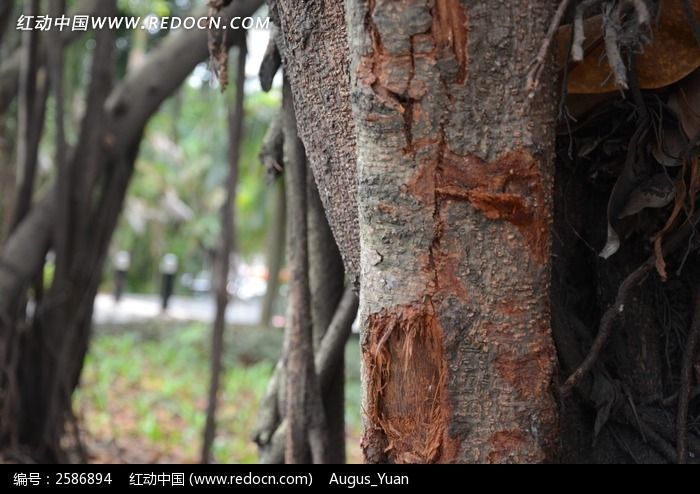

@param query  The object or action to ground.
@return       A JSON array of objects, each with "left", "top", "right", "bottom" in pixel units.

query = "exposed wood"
[{"left": 347, "top": 0, "right": 559, "bottom": 463}]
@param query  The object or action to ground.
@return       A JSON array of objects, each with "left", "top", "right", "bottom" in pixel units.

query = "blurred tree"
[
  {"left": 111, "top": 82, "right": 278, "bottom": 293},
  {"left": 0, "top": 0, "right": 263, "bottom": 462}
]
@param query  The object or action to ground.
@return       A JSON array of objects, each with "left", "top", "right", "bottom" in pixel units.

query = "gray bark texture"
[
  {"left": 270, "top": 0, "right": 360, "bottom": 282},
  {"left": 282, "top": 79, "right": 329, "bottom": 464},
  {"left": 308, "top": 168, "right": 346, "bottom": 463},
  {"left": 345, "top": 0, "right": 559, "bottom": 463}
]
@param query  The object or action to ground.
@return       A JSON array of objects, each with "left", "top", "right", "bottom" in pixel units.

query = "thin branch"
[
  {"left": 561, "top": 212, "right": 700, "bottom": 396},
  {"left": 47, "top": 0, "right": 69, "bottom": 283},
  {"left": 9, "top": 0, "right": 44, "bottom": 236},
  {"left": 526, "top": 0, "right": 572, "bottom": 93},
  {"left": 202, "top": 38, "right": 247, "bottom": 465},
  {"left": 254, "top": 286, "right": 358, "bottom": 463},
  {"left": 560, "top": 261, "right": 651, "bottom": 396},
  {"left": 0, "top": 0, "right": 104, "bottom": 116},
  {"left": 259, "top": 113, "right": 284, "bottom": 180},
  {"left": 282, "top": 76, "right": 330, "bottom": 463},
  {"left": 628, "top": 0, "right": 650, "bottom": 26},
  {"left": 0, "top": 0, "right": 264, "bottom": 316},
  {"left": 572, "top": 0, "right": 603, "bottom": 61},
  {"left": 603, "top": 3, "right": 628, "bottom": 90}
]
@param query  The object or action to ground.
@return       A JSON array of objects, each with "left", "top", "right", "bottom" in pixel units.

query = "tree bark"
[
  {"left": 9, "top": 0, "right": 46, "bottom": 235},
  {"left": 253, "top": 286, "right": 358, "bottom": 463},
  {"left": 345, "top": 0, "right": 559, "bottom": 463},
  {"left": 282, "top": 79, "right": 330, "bottom": 464},
  {"left": 271, "top": 0, "right": 360, "bottom": 281},
  {"left": 308, "top": 169, "right": 347, "bottom": 463},
  {"left": 0, "top": 0, "right": 263, "bottom": 312},
  {"left": 260, "top": 178, "right": 286, "bottom": 327},
  {"left": 0, "top": 0, "right": 101, "bottom": 116}
]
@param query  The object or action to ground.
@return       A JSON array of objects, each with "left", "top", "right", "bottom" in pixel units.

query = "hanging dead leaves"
[{"left": 551, "top": 0, "right": 700, "bottom": 280}]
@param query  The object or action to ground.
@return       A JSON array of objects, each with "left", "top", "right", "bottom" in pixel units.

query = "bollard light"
[
  {"left": 159, "top": 253, "right": 178, "bottom": 311},
  {"left": 113, "top": 250, "right": 131, "bottom": 303}
]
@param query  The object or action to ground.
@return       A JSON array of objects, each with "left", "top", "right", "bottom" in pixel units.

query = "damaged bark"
[{"left": 347, "top": 0, "right": 559, "bottom": 463}]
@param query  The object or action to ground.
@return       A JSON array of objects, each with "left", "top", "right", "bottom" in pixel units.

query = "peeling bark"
[{"left": 347, "top": 0, "right": 559, "bottom": 463}]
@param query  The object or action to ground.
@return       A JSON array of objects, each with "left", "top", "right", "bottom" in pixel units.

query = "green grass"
[{"left": 74, "top": 321, "right": 362, "bottom": 463}]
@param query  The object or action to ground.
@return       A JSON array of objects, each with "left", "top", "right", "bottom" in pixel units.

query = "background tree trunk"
[
  {"left": 202, "top": 37, "right": 247, "bottom": 465},
  {"left": 260, "top": 178, "right": 286, "bottom": 327},
  {"left": 346, "top": 0, "right": 559, "bottom": 463},
  {"left": 0, "top": 0, "right": 263, "bottom": 462},
  {"left": 282, "top": 79, "right": 330, "bottom": 464},
  {"left": 308, "top": 168, "right": 346, "bottom": 463}
]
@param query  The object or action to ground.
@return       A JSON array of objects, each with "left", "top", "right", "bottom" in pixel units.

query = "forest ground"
[{"left": 73, "top": 322, "right": 363, "bottom": 464}]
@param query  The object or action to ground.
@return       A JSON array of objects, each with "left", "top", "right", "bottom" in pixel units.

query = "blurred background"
[{"left": 0, "top": 0, "right": 361, "bottom": 464}]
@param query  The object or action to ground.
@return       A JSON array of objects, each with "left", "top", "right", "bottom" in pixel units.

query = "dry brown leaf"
[{"left": 559, "top": 0, "right": 700, "bottom": 95}]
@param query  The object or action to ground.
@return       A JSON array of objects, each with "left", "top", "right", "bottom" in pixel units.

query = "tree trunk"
[
  {"left": 10, "top": 0, "right": 46, "bottom": 235},
  {"left": 0, "top": 0, "right": 263, "bottom": 462},
  {"left": 345, "top": 0, "right": 559, "bottom": 463},
  {"left": 202, "top": 38, "right": 246, "bottom": 465},
  {"left": 282, "top": 79, "right": 330, "bottom": 464},
  {"left": 271, "top": 0, "right": 360, "bottom": 281},
  {"left": 260, "top": 178, "right": 286, "bottom": 327},
  {"left": 308, "top": 167, "right": 346, "bottom": 463}
]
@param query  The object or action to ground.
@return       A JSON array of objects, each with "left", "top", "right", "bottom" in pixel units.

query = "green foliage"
[
  {"left": 75, "top": 322, "right": 363, "bottom": 463},
  {"left": 75, "top": 323, "right": 279, "bottom": 463},
  {"left": 30, "top": 0, "right": 280, "bottom": 294},
  {"left": 112, "top": 76, "right": 281, "bottom": 292}
]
